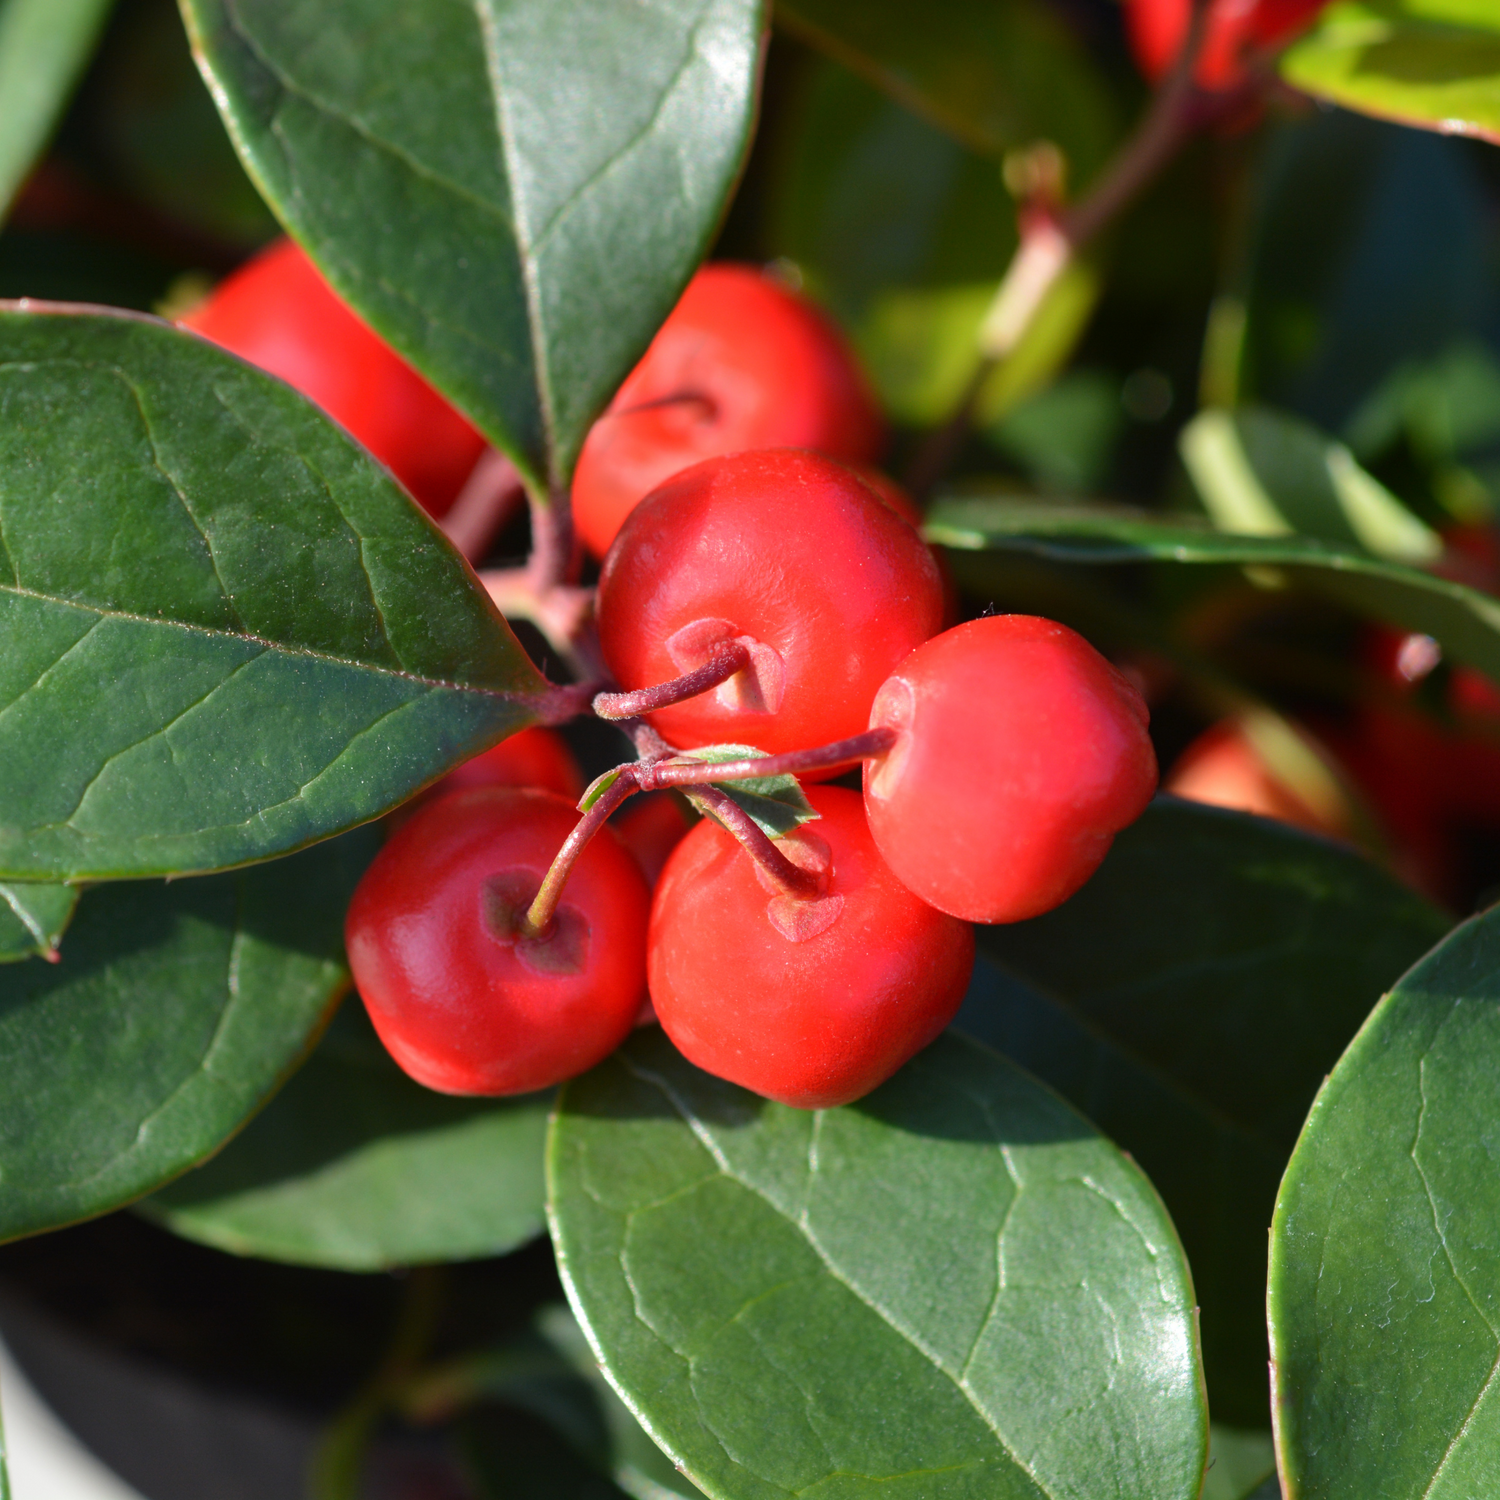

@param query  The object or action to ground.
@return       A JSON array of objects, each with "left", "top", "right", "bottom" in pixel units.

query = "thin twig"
[
  {"left": 438, "top": 448, "right": 525, "bottom": 562},
  {"left": 640, "top": 727, "right": 899, "bottom": 790},
  {"left": 523, "top": 770, "right": 642, "bottom": 936},
  {"left": 690, "top": 786, "right": 819, "bottom": 896},
  {"left": 593, "top": 642, "right": 750, "bottom": 719}
]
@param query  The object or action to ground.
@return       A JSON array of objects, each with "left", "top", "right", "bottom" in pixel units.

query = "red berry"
[
  {"left": 648, "top": 786, "right": 975, "bottom": 1109},
  {"left": 863, "top": 616, "right": 1158, "bottom": 923},
  {"left": 347, "top": 787, "right": 650, "bottom": 1095},
  {"left": 613, "top": 792, "right": 693, "bottom": 887},
  {"left": 597, "top": 449, "right": 944, "bottom": 755},
  {"left": 1124, "top": 0, "right": 1327, "bottom": 91},
  {"left": 181, "top": 238, "right": 486, "bottom": 517},
  {"left": 572, "top": 264, "right": 884, "bottom": 558}
]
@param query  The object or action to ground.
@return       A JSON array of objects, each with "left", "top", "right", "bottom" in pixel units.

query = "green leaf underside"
[
  {"left": 0, "top": 0, "right": 114, "bottom": 219},
  {"left": 0, "top": 306, "right": 545, "bottom": 880},
  {"left": 1280, "top": 0, "right": 1500, "bottom": 148},
  {"left": 182, "top": 0, "right": 765, "bottom": 489},
  {"left": 0, "top": 827, "right": 375, "bottom": 1244},
  {"left": 1269, "top": 903, "right": 1500, "bottom": 1498},
  {"left": 0, "top": 881, "right": 77, "bottom": 962},
  {"left": 774, "top": 0, "right": 1117, "bottom": 174},
  {"left": 677, "top": 743, "right": 819, "bottom": 840},
  {"left": 926, "top": 496, "right": 1500, "bottom": 685},
  {"left": 548, "top": 1028, "right": 1207, "bottom": 1500},
  {"left": 962, "top": 798, "right": 1450, "bottom": 1426},
  {"left": 144, "top": 1002, "right": 549, "bottom": 1270}
]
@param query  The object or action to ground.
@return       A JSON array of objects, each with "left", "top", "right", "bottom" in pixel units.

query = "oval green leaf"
[
  {"left": 0, "top": 882, "right": 77, "bottom": 963},
  {"left": 0, "top": 0, "right": 114, "bottom": 220},
  {"left": 1269, "top": 902, "right": 1500, "bottom": 1497},
  {"left": 1281, "top": 1, "right": 1500, "bottom": 148},
  {"left": 182, "top": 0, "right": 766, "bottom": 489},
  {"left": 0, "top": 305, "right": 546, "bottom": 880},
  {"left": 143, "top": 1001, "right": 550, "bottom": 1270},
  {"left": 0, "top": 827, "right": 375, "bottom": 1243},
  {"left": 963, "top": 797, "right": 1450, "bottom": 1426},
  {"left": 549, "top": 1027, "right": 1208, "bottom": 1500},
  {"left": 925, "top": 495, "right": 1500, "bottom": 685}
]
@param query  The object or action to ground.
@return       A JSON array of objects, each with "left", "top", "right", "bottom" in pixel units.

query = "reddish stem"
[
  {"left": 439, "top": 449, "right": 524, "bottom": 562},
  {"left": 640, "top": 727, "right": 899, "bottom": 790},
  {"left": 690, "top": 786, "right": 819, "bottom": 897},
  {"left": 522, "top": 769, "right": 642, "bottom": 936},
  {"left": 592, "top": 642, "right": 751, "bottom": 720}
]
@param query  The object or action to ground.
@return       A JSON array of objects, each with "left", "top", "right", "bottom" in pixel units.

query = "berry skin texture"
[
  {"left": 572, "top": 263, "right": 885, "bottom": 558},
  {"left": 181, "top": 238, "right": 486, "bottom": 517},
  {"left": 864, "top": 616, "right": 1158, "bottom": 924},
  {"left": 347, "top": 787, "right": 650, "bottom": 1096},
  {"left": 649, "top": 786, "right": 975, "bottom": 1109},
  {"left": 597, "top": 449, "right": 945, "bottom": 755}
]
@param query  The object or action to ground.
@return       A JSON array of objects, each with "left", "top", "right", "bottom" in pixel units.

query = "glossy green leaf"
[
  {"left": 143, "top": 1002, "right": 550, "bottom": 1270},
  {"left": 0, "top": 0, "right": 114, "bottom": 220},
  {"left": 0, "top": 882, "right": 77, "bottom": 963},
  {"left": 960, "top": 798, "right": 1449, "bottom": 1424},
  {"left": 1281, "top": 0, "right": 1500, "bottom": 147},
  {"left": 776, "top": 0, "right": 1117, "bottom": 171},
  {"left": 1269, "top": 902, "right": 1500, "bottom": 1497},
  {"left": 183, "top": 0, "right": 766, "bottom": 491},
  {"left": 1202, "top": 1427, "right": 1276, "bottom": 1500},
  {"left": 0, "top": 305, "right": 546, "bottom": 880},
  {"left": 925, "top": 495, "right": 1500, "bottom": 685},
  {"left": 676, "top": 743, "right": 817, "bottom": 840},
  {"left": 1182, "top": 404, "right": 1441, "bottom": 563},
  {"left": 549, "top": 1027, "right": 1208, "bottom": 1500},
  {"left": 0, "top": 828, "right": 375, "bottom": 1244}
]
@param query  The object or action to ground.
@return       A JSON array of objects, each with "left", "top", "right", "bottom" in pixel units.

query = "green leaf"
[
  {"left": 925, "top": 495, "right": 1500, "bottom": 686},
  {"left": 776, "top": 0, "right": 1118, "bottom": 170},
  {"left": 961, "top": 798, "right": 1450, "bottom": 1424},
  {"left": 548, "top": 1027, "right": 1208, "bottom": 1500},
  {"left": 1201, "top": 1427, "right": 1276, "bottom": 1500},
  {"left": 0, "top": 881, "right": 77, "bottom": 963},
  {"left": 0, "top": 827, "right": 376, "bottom": 1244},
  {"left": 182, "top": 0, "right": 766, "bottom": 490},
  {"left": 0, "top": 306, "right": 546, "bottom": 880},
  {"left": 674, "top": 743, "right": 818, "bottom": 840},
  {"left": 143, "top": 1002, "right": 550, "bottom": 1270},
  {"left": 0, "top": 0, "right": 115, "bottom": 220},
  {"left": 1268, "top": 902, "right": 1500, "bottom": 1497},
  {"left": 1281, "top": 0, "right": 1500, "bottom": 147},
  {"left": 1181, "top": 404, "right": 1442, "bottom": 563}
]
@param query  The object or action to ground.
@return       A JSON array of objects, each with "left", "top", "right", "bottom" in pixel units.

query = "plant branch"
[
  {"left": 438, "top": 448, "right": 525, "bottom": 562},
  {"left": 522, "top": 770, "right": 642, "bottom": 936},
  {"left": 640, "top": 727, "right": 898, "bottom": 790}
]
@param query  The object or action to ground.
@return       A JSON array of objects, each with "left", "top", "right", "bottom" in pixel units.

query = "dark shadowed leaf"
[
  {"left": 549, "top": 1027, "right": 1207, "bottom": 1500},
  {"left": 961, "top": 798, "right": 1449, "bottom": 1425},
  {"left": 1269, "top": 903, "right": 1500, "bottom": 1497},
  {"left": 926, "top": 495, "right": 1500, "bottom": 686},
  {"left": 0, "top": 306, "right": 546, "bottom": 880},
  {"left": 0, "top": 827, "right": 376, "bottom": 1244},
  {"left": 143, "top": 1002, "right": 550, "bottom": 1270},
  {"left": 0, "top": 883, "right": 77, "bottom": 963},
  {"left": 0, "top": 0, "right": 114, "bottom": 220},
  {"left": 776, "top": 0, "right": 1117, "bottom": 172},
  {"left": 1281, "top": 1, "right": 1500, "bottom": 147},
  {"left": 182, "top": 0, "right": 766, "bottom": 489}
]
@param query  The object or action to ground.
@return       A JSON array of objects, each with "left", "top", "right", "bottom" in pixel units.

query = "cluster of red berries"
[
  {"left": 182, "top": 245, "right": 1158, "bottom": 1110},
  {"left": 1123, "top": 0, "right": 1328, "bottom": 93}
]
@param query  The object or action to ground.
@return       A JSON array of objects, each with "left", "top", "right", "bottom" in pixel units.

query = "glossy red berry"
[
  {"left": 1125, "top": 0, "right": 1327, "bottom": 91},
  {"left": 863, "top": 616, "right": 1158, "bottom": 924},
  {"left": 613, "top": 792, "right": 693, "bottom": 887},
  {"left": 181, "top": 238, "right": 486, "bottom": 517},
  {"left": 649, "top": 786, "right": 975, "bottom": 1109},
  {"left": 597, "top": 449, "right": 945, "bottom": 755},
  {"left": 572, "top": 263, "right": 885, "bottom": 558},
  {"left": 347, "top": 787, "right": 650, "bottom": 1096}
]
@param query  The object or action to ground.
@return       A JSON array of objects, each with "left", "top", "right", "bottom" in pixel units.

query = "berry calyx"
[
  {"left": 596, "top": 449, "right": 944, "bottom": 755},
  {"left": 572, "top": 264, "right": 885, "bottom": 557},
  {"left": 863, "top": 616, "right": 1158, "bottom": 923},
  {"left": 648, "top": 786, "right": 975, "bottom": 1109},
  {"left": 346, "top": 787, "right": 650, "bottom": 1095},
  {"left": 180, "top": 238, "right": 486, "bottom": 517}
]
